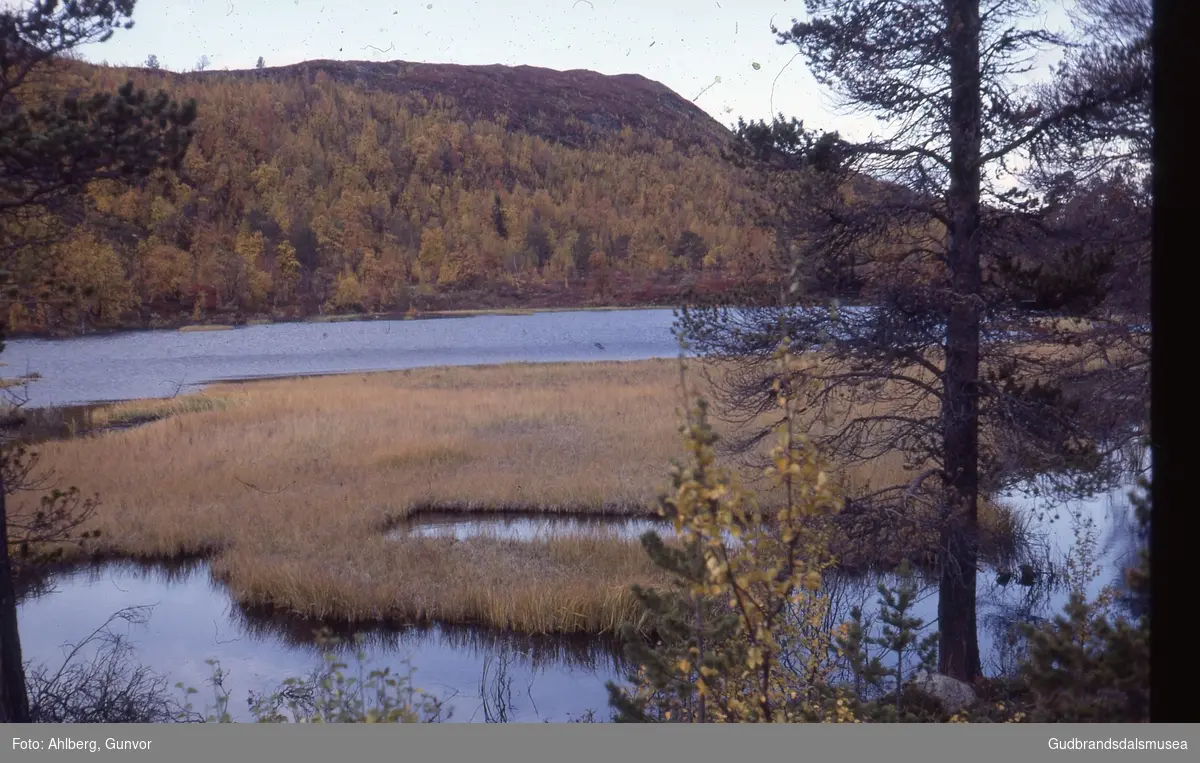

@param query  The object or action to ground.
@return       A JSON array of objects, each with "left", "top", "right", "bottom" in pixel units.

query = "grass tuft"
[
  {"left": 91, "top": 395, "right": 233, "bottom": 429},
  {"left": 179, "top": 324, "right": 235, "bottom": 332},
  {"left": 12, "top": 359, "right": 1023, "bottom": 633}
]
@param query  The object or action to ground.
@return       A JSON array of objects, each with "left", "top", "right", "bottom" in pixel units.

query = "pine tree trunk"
[
  {"left": 0, "top": 463, "right": 31, "bottom": 722},
  {"left": 692, "top": 540, "right": 706, "bottom": 723},
  {"left": 938, "top": 0, "right": 984, "bottom": 684}
]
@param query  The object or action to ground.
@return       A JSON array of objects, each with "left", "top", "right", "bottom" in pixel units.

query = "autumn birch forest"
[{"left": 5, "top": 57, "right": 787, "bottom": 334}]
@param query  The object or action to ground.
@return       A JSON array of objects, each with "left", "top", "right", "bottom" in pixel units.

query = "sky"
[{"left": 53, "top": 0, "right": 1075, "bottom": 143}]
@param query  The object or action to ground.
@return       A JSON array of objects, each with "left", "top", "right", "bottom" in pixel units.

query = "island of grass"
[{"left": 13, "top": 359, "right": 1027, "bottom": 635}]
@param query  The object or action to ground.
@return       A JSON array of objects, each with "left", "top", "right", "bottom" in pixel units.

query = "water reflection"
[
  {"left": 16, "top": 478, "right": 1142, "bottom": 721},
  {"left": 232, "top": 603, "right": 624, "bottom": 675},
  {"left": 14, "top": 557, "right": 208, "bottom": 602},
  {"left": 389, "top": 512, "right": 670, "bottom": 542},
  {"left": 16, "top": 560, "right": 625, "bottom": 723}
]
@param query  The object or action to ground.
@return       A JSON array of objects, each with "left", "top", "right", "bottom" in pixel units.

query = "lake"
[
  {"left": 1, "top": 309, "right": 684, "bottom": 408},
  {"left": 5, "top": 308, "right": 1146, "bottom": 721},
  {"left": 387, "top": 512, "right": 670, "bottom": 542},
  {"left": 16, "top": 560, "right": 625, "bottom": 723},
  {"left": 16, "top": 480, "right": 1141, "bottom": 722}
]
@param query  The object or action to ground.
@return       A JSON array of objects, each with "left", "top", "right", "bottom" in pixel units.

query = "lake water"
[
  {"left": 6, "top": 308, "right": 1146, "bottom": 720},
  {"left": 3, "top": 305, "right": 1144, "bottom": 410},
  {"left": 1, "top": 309, "right": 683, "bottom": 408},
  {"left": 16, "top": 561, "right": 626, "bottom": 723},
  {"left": 386, "top": 481, "right": 1143, "bottom": 670},
  {"left": 388, "top": 512, "right": 671, "bottom": 542},
  {"left": 16, "top": 480, "right": 1141, "bottom": 722}
]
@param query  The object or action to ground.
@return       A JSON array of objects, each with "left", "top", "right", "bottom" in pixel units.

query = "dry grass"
[
  {"left": 0, "top": 371, "right": 42, "bottom": 389},
  {"left": 178, "top": 324, "right": 235, "bottom": 332},
  {"left": 14, "top": 361, "right": 694, "bottom": 633},
  {"left": 13, "top": 358, "right": 1022, "bottom": 633},
  {"left": 426, "top": 308, "right": 537, "bottom": 317},
  {"left": 310, "top": 313, "right": 377, "bottom": 323},
  {"left": 89, "top": 395, "right": 234, "bottom": 428},
  {"left": 214, "top": 533, "right": 657, "bottom": 634}
]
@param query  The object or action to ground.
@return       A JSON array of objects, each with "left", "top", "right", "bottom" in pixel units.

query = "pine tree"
[
  {"left": 491, "top": 192, "right": 508, "bottom": 240},
  {"left": 571, "top": 228, "right": 593, "bottom": 276},
  {"left": 868, "top": 562, "right": 939, "bottom": 717},
  {"left": 677, "top": 0, "right": 1150, "bottom": 684},
  {"left": 606, "top": 411, "right": 743, "bottom": 723},
  {"left": 607, "top": 534, "right": 741, "bottom": 723},
  {"left": 831, "top": 563, "right": 941, "bottom": 721},
  {"left": 1017, "top": 589, "right": 1148, "bottom": 721},
  {"left": 1014, "top": 478, "right": 1149, "bottom": 722},
  {"left": 673, "top": 230, "right": 709, "bottom": 271},
  {"left": 835, "top": 606, "right": 888, "bottom": 705},
  {"left": 1, "top": 0, "right": 197, "bottom": 723}
]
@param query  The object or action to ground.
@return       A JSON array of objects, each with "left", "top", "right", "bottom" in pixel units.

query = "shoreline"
[
  {"left": 9, "top": 359, "right": 1030, "bottom": 634},
  {"left": 2, "top": 303, "right": 680, "bottom": 342},
  {"left": 2, "top": 298, "right": 1121, "bottom": 343}
]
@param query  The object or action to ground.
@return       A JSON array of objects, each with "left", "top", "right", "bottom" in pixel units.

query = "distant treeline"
[{"left": 4, "top": 61, "right": 790, "bottom": 334}]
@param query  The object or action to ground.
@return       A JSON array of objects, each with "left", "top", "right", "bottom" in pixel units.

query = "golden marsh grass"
[
  {"left": 89, "top": 395, "right": 234, "bottom": 428},
  {"left": 12, "top": 358, "right": 1022, "bottom": 633},
  {"left": 178, "top": 324, "right": 235, "bottom": 332}
]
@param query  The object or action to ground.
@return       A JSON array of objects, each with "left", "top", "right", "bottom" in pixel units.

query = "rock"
[{"left": 911, "top": 671, "right": 978, "bottom": 714}]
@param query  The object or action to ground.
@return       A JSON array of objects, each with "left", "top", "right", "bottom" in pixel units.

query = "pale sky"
[
  {"left": 0, "top": 0, "right": 1075, "bottom": 144},
  {"left": 53, "top": 0, "right": 1070, "bottom": 142}
]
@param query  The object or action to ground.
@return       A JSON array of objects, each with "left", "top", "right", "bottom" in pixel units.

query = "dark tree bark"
[
  {"left": 678, "top": 0, "right": 1150, "bottom": 685},
  {"left": 1, "top": 0, "right": 195, "bottom": 722},
  {"left": 0, "top": 473, "right": 28, "bottom": 723},
  {"left": 939, "top": 0, "right": 985, "bottom": 683},
  {"left": 0, "top": 429, "right": 100, "bottom": 723}
]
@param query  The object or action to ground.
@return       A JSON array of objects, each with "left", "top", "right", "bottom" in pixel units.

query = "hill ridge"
[
  {"left": 187, "top": 57, "right": 734, "bottom": 151},
  {"left": 2, "top": 56, "right": 776, "bottom": 336}
]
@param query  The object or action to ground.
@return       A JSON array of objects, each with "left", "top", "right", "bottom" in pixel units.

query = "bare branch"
[{"left": 234, "top": 476, "right": 294, "bottom": 495}]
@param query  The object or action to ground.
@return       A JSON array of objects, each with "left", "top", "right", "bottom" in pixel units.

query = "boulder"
[{"left": 911, "top": 671, "right": 978, "bottom": 714}]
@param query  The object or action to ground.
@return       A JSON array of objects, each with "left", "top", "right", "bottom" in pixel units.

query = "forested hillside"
[{"left": 3, "top": 58, "right": 784, "bottom": 334}]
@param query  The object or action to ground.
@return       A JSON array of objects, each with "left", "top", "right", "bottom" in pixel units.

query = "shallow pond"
[
  {"left": 2, "top": 309, "right": 682, "bottom": 408},
  {"left": 16, "top": 481, "right": 1141, "bottom": 721},
  {"left": 5, "top": 305, "right": 1146, "bottom": 719},
  {"left": 16, "top": 561, "right": 625, "bottom": 723},
  {"left": 389, "top": 513, "right": 670, "bottom": 542}
]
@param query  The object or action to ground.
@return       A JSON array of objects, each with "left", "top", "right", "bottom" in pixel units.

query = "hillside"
[
  {"left": 252, "top": 59, "right": 735, "bottom": 151},
  {"left": 3, "top": 58, "right": 786, "bottom": 335}
]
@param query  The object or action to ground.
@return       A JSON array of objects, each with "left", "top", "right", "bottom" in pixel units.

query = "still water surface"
[
  {"left": 17, "top": 482, "right": 1139, "bottom": 722},
  {"left": 6, "top": 309, "right": 1145, "bottom": 720},
  {"left": 2, "top": 309, "right": 682, "bottom": 408},
  {"left": 389, "top": 513, "right": 670, "bottom": 542},
  {"left": 17, "top": 561, "right": 625, "bottom": 723}
]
